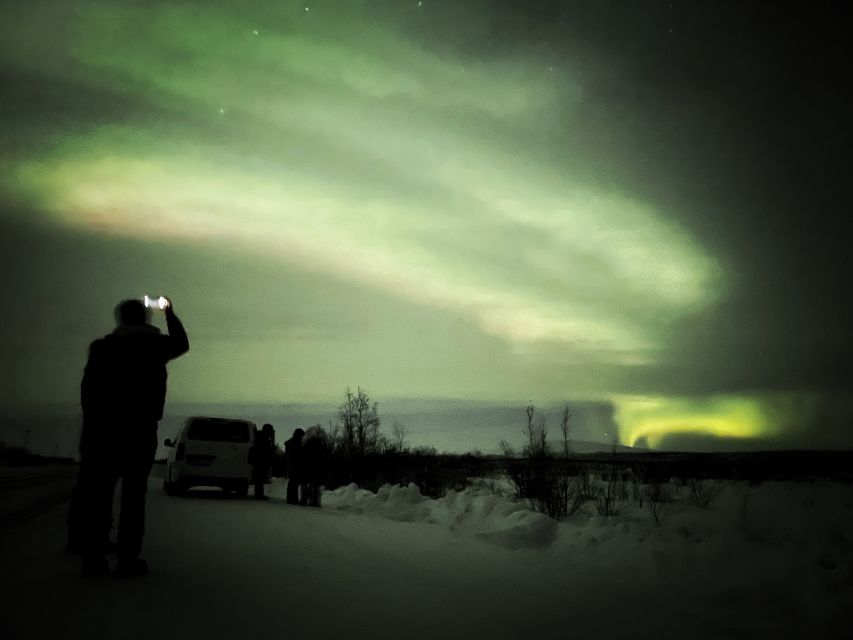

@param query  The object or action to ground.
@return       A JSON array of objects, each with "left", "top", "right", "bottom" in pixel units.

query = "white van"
[{"left": 163, "top": 416, "right": 256, "bottom": 497}]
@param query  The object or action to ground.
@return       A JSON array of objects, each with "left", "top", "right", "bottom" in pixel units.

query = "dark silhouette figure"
[
  {"left": 67, "top": 425, "right": 117, "bottom": 554},
  {"left": 252, "top": 423, "right": 275, "bottom": 500},
  {"left": 77, "top": 298, "right": 189, "bottom": 577},
  {"left": 300, "top": 429, "right": 328, "bottom": 507},
  {"left": 284, "top": 428, "right": 304, "bottom": 505},
  {"left": 66, "top": 482, "right": 114, "bottom": 555}
]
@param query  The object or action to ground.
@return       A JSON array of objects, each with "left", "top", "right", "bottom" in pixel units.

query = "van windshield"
[{"left": 187, "top": 419, "right": 251, "bottom": 443}]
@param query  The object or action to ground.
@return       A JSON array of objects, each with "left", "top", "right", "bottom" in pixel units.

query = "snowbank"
[
  {"left": 270, "top": 480, "right": 557, "bottom": 549},
  {"left": 4, "top": 474, "right": 850, "bottom": 638},
  {"left": 269, "top": 475, "right": 853, "bottom": 627}
]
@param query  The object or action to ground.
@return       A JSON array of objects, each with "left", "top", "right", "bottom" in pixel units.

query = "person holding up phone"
[{"left": 76, "top": 296, "right": 189, "bottom": 577}]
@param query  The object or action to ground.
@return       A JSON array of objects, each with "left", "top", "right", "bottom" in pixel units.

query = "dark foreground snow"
[{"left": 1, "top": 473, "right": 849, "bottom": 639}]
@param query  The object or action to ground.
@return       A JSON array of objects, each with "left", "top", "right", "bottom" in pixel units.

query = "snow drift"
[{"left": 321, "top": 482, "right": 558, "bottom": 549}]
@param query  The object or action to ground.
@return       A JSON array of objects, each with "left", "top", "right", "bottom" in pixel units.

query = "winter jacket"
[
  {"left": 284, "top": 437, "right": 304, "bottom": 481},
  {"left": 301, "top": 437, "right": 328, "bottom": 484},
  {"left": 81, "top": 312, "right": 189, "bottom": 423}
]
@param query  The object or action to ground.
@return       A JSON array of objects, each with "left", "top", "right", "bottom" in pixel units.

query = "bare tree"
[
  {"left": 559, "top": 404, "right": 571, "bottom": 460},
  {"left": 389, "top": 420, "right": 409, "bottom": 453},
  {"left": 524, "top": 402, "right": 548, "bottom": 458},
  {"left": 644, "top": 480, "right": 673, "bottom": 526},
  {"left": 596, "top": 467, "right": 624, "bottom": 516},
  {"left": 327, "top": 419, "right": 340, "bottom": 452},
  {"left": 525, "top": 403, "right": 536, "bottom": 453},
  {"left": 502, "top": 403, "right": 594, "bottom": 520},
  {"left": 337, "top": 387, "right": 381, "bottom": 455},
  {"left": 688, "top": 478, "right": 716, "bottom": 509}
]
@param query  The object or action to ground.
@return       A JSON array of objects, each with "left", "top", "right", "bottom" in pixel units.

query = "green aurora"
[{"left": 1, "top": 1, "right": 850, "bottom": 450}]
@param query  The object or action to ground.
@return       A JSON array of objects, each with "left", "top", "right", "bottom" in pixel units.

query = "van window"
[{"left": 187, "top": 419, "right": 251, "bottom": 443}]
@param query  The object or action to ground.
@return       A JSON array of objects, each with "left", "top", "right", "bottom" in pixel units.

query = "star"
[
  {"left": 417, "top": 1, "right": 423, "bottom": 6},
  {"left": 253, "top": 29, "right": 259, "bottom": 36},
  {"left": 304, "top": 6, "right": 310, "bottom": 11},
  {"left": 219, "top": 108, "right": 226, "bottom": 114}
]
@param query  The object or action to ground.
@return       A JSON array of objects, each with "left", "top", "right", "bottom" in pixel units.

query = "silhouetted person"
[
  {"left": 284, "top": 428, "right": 304, "bottom": 505},
  {"left": 77, "top": 297, "right": 189, "bottom": 577},
  {"left": 300, "top": 428, "right": 328, "bottom": 507},
  {"left": 67, "top": 427, "right": 115, "bottom": 555},
  {"left": 252, "top": 423, "right": 275, "bottom": 500},
  {"left": 66, "top": 481, "right": 114, "bottom": 554}
]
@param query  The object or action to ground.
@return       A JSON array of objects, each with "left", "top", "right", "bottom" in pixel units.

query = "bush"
[
  {"left": 595, "top": 466, "right": 625, "bottom": 516},
  {"left": 630, "top": 474, "right": 644, "bottom": 507},
  {"left": 644, "top": 480, "right": 673, "bottom": 526},
  {"left": 503, "top": 458, "right": 591, "bottom": 519},
  {"left": 688, "top": 478, "right": 716, "bottom": 509},
  {"left": 323, "top": 450, "right": 488, "bottom": 499},
  {"left": 509, "top": 403, "right": 605, "bottom": 519}
]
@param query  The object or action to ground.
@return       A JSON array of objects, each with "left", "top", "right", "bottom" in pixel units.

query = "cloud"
[
  {"left": 3, "top": 0, "right": 720, "bottom": 364},
  {"left": 2, "top": 1, "right": 848, "bottom": 449}
]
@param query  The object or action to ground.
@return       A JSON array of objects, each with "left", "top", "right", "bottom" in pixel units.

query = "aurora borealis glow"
[{"left": 1, "top": 1, "right": 850, "bottom": 450}]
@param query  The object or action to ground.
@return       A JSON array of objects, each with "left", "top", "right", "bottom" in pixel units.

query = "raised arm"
[{"left": 163, "top": 300, "right": 190, "bottom": 360}]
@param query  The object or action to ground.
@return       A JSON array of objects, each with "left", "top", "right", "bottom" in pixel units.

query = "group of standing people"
[
  {"left": 251, "top": 424, "right": 329, "bottom": 504},
  {"left": 247, "top": 423, "right": 331, "bottom": 504},
  {"left": 284, "top": 427, "right": 328, "bottom": 507}
]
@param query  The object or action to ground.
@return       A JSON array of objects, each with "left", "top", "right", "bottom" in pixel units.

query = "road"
[
  {"left": 0, "top": 465, "right": 77, "bottom": 528},
  {"left": 0, "top": 469, "right": 836, "bottom": 640},
  {"left": 0, "top": 469, "right": 579, "bottom": 640}
]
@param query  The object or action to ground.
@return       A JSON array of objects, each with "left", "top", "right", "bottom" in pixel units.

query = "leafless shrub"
[
  {"left": 559, "top": 404, "right": 571, "bottom": 459},
  {"left": 524, "top": 403, "right": 549, "bottom": 458},
  {"left": 501, "top": 403, "right": 604, "bottom": 520},
  {"left": 631, "top": 474, "right": 644, "bottom": 507},
  {"left": 503, "top": 459, "right": 589, "bottom": 519},
  {"left": 498, "top": 439, "right": 515, "bottom": 458},
  {"left": 566, "top": 463, "right": 590, "bottom": 515},
  {"left": 688, "top": 478, "right": 716, "bottom": 509},
  {"left": 616, "top": 468, "right": 632, "bottom": 501},
  {"left": 673, "top": 476, "right": 688, "bottom": 500},
  {"left": 469, "top": 476, "right": 501, "bottom": 495},
  {"left": 644, "top": 480, "right": 673, "bottom": 526},
  {"left": 500, "top": 440, "right": 527, "bottom": 501},
  {"left": 575, "top": 464, "right": 596, "bottom": 501},
  {"left": 530, "top": 476, "right": 567, "bottom": 519},
  {"left": 596, "top": 467, "right": 624, "bottom": 516},
  {"left": 388, "top": 421, "right": 409, "bottom": 453}
]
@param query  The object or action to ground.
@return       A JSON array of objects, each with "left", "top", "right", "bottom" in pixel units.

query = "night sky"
[{"left": 1, "top": 1, "right": 850, "bottom": 450}]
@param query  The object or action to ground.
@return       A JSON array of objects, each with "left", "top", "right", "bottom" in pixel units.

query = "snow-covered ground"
[
  {"left": 1, "top": 473, "right": 849, "bottom": 639},
  {"left": 276, "top": 476, "right": 853, "bottom": 636}
]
